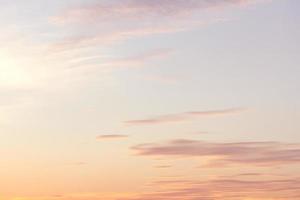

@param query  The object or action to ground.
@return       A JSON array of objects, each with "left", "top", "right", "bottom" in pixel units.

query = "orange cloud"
[
  {"left": 125, "top": 108, "right": 244, "bottom": 125},
  {"left": 119, "top": 176, "right": 300, "bottom": 200},
  {"left": 8, "top": 176, "right": 300, "bottom": 200}
]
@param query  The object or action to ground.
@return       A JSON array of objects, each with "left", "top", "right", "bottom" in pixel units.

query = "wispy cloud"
[
  {"left": 96, "top": 134, "right": 129, "bottom": 140},
  {"left": 125, "top": 107, "right": 244, "bottom": 125},
  {"left": 120, "top": 176, "right": 300, "bottom": 200},
  {"left": 50, "top": 0, "right": 268, "bottom": 53},
  {"left": 49, "top": 26, "right": 184, "bottom": 52},
  {"left": 99, "top": 48, "right": 173, "bottom": 69},
  {"left": 52, "top": 0, "right": 263, "bottom": 25},
  {"left": 132, "top": 139, "right": 300, "bottom": 167},
  {"left": 12, "top": 175, "right": 300, "bottom": 200}
]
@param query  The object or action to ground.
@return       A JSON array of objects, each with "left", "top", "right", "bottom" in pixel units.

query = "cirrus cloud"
[
  {"left": 52, "top": 0, "right": 264, "bottom": 25},
  {"left": 49, "top": 0, "right": 269, "bottom": 53}
]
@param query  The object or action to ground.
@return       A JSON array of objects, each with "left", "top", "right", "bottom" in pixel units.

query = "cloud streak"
[
  {"left": 64, "top": 48, "right": 173, "bottom": 71},
  {"left": 120, "top": 176, "right": 300, "bottom": 200},
  {"left": 100, "top": 48, "right": 173, "bottom": 69},
  {"left": 96, "top": 134, "right": 129, "bottom": 140},
  {"left": 125, "top": 107, "right": 244, "bottom": 125},
  {"left": 12, "top": 176, "right": 300, "bottom": 200},
  {"left": 132, "top": 139, "right": 300, "bottom": 167}
]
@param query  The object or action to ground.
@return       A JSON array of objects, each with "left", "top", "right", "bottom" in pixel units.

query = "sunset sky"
[{"left": 0, "top": 0, "right": 299, "bottom": 199}]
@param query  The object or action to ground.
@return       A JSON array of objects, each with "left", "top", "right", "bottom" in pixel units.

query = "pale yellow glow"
[{"left": 0, "top": 54, "right": 33, "bottom": 88}]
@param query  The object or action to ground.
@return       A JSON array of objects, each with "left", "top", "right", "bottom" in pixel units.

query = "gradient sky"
[{"left": 0, "top": 0, "right": 299, "bottom": 199}]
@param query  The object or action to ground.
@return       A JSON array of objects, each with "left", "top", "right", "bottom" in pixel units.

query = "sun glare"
[{"left": 0, "top": 54, "right": 32, "bottom": 88}]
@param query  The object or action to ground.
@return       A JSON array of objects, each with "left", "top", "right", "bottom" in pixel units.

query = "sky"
[{"left": 0, "top": 0, "right": 299, "bottom": 199}]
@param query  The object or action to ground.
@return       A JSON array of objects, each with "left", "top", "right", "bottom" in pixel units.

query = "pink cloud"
[
  {"left": 49, "top": 0, "right": 268, "bottom": 53},
  {"left": 52, "top": 0, "right": 263, "bottom": 25},
  {"left": 125, "top": 107, "right": 244, "bottom": 125},
  {"left": 132, "top": 139, "right": 300, "bottom": 167}
]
